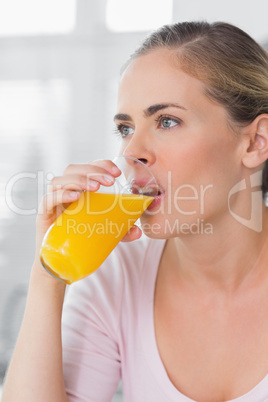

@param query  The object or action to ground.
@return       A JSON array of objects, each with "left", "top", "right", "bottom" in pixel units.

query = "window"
[
  {"left": 106, "top": 0, "right": 173, "bottom": 32},
  {"left": 0, "top": 0, "right": 76, "bottom": 36},
  {"left": 0, "top": 79, "right": 71, "bottom": 220}
]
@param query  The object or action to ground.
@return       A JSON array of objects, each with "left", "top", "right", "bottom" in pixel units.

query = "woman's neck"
[{"left": 166, "top": 206, "right": 268, "bottom": 294}]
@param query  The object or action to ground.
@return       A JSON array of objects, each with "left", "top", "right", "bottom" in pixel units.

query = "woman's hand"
[{"left": 35, "top": 160, "right": 142, "bottom": 262}]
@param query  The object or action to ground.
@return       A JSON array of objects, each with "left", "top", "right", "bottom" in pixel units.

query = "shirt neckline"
[{"left": 138, "top": 238, "right": 268, "bottom": 402}]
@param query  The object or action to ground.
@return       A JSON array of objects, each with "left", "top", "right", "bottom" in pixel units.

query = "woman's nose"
[{"left": 121, "top": 132, "right": 156, "bottom": 167}]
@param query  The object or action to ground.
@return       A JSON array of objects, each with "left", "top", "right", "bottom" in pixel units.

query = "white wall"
[{"left": 173, "top": 0, "right": 268, "bottom": 43}]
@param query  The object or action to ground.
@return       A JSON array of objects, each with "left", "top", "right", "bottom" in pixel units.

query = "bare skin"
[
  {"left": 155, "top": 227, "right": 268, "bottom": 401},
  {"left": 2, "top": 160, "right": 135, "bottom": 402},
  {"left": 116, "top": 48, "right": 268, "bottom": 400},
  {"left": 3, "top": 46, "right": 268, "bottom": 402}
]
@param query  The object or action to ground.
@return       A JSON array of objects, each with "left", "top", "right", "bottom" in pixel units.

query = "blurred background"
[{"left": 0, "top": 0, "right": 267, "bottom": 400}]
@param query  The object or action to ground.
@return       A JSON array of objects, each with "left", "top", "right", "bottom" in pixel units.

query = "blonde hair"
[{"left": 126, "top": 21, "right": 268, "bottom": 198}]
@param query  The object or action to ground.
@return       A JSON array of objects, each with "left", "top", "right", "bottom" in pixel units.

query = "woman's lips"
[
  {"left": 130, "top": 180, "right": 165, "bottom": 211},
  {"left": 146, "top": 191, "right": 165, "bottom": 211},
  {"left": 131, "top": 180, "right": 162, "bottom": 197}
]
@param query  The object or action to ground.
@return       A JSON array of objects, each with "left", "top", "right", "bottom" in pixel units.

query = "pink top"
[{"left": 62, "top": 236, "right": 268, "bottom": 402}]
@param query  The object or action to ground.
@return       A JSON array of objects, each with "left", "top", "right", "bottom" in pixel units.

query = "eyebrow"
[
  {"left": 113, "top": 103, "right": 187, "bottom": 122},
  {"left": 144, "top": 103, "right": 187, "bottom": 117}
]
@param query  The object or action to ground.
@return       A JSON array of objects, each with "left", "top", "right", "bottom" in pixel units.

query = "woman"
[{"left": 2, "top": 21, "right": 268, "bottom": 402}]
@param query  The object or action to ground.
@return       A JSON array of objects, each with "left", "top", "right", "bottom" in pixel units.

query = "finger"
[
  {"left": 39, "top": 189, "right": 81, "bottom": 216},
  {"left": 121, "top": 225, "right": 142, "bottom": 242},
  {"left": 47, "top": 173, "right": 115, "bottom": 193},
  {"left": 47, "top": 175, "right": 91, "bottom": 193},
  {"left": 63, "top": 161, "right": 121, "bottom": 178},
  {"left": 89, "top": 159, "right": 121, "bottom": 176}
]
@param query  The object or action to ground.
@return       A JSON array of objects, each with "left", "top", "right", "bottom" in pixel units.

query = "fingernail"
[
  {"left": 87, "top": 180, "right": 98, "bottom": 190},
  {"left": 112, "top": 166, "right": 121, "bottom": 174},
  {"left": 103, "top": 175, "right": 114, "bottom": 184},
  {"left": 70, "top": 191, "right": 80, "bottom": 198}
]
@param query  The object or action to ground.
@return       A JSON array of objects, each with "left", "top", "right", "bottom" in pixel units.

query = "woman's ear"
[{"left": 242, "top": 114, "right": 268, "bottom": 168}]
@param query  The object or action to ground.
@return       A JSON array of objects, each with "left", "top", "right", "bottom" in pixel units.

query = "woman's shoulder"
[
  {"left": 89, "top": 235, "right": 165, "bottom": 287},
  {"left": 110, "top": 234, "right": 162, "bottom": 268},
  {"left": 62, "top": 236, "right": 165, "bottom": 338},
  {"left": 64, "top": 236, "right": 165, "bottom": 309}
]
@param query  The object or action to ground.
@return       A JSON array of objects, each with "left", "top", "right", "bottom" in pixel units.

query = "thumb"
[{"left": 121, "top": 225, "right": 142, "bottom": 242}]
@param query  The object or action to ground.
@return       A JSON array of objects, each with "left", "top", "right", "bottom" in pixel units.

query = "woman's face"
[{"left": 115, "top": 49, "right": 244, "bottom": 238}]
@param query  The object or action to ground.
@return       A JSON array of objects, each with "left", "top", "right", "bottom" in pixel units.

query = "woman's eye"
[
  {"left": 160, "top": 117, "right": 179, "bottom": 128},
  {"left": 116, "top": 124, "right": 134, "bottom": 137}
]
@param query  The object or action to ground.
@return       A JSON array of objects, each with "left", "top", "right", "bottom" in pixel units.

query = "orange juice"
[{"left": 40, "top": 191, "right": 153, "bottom": 284}]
